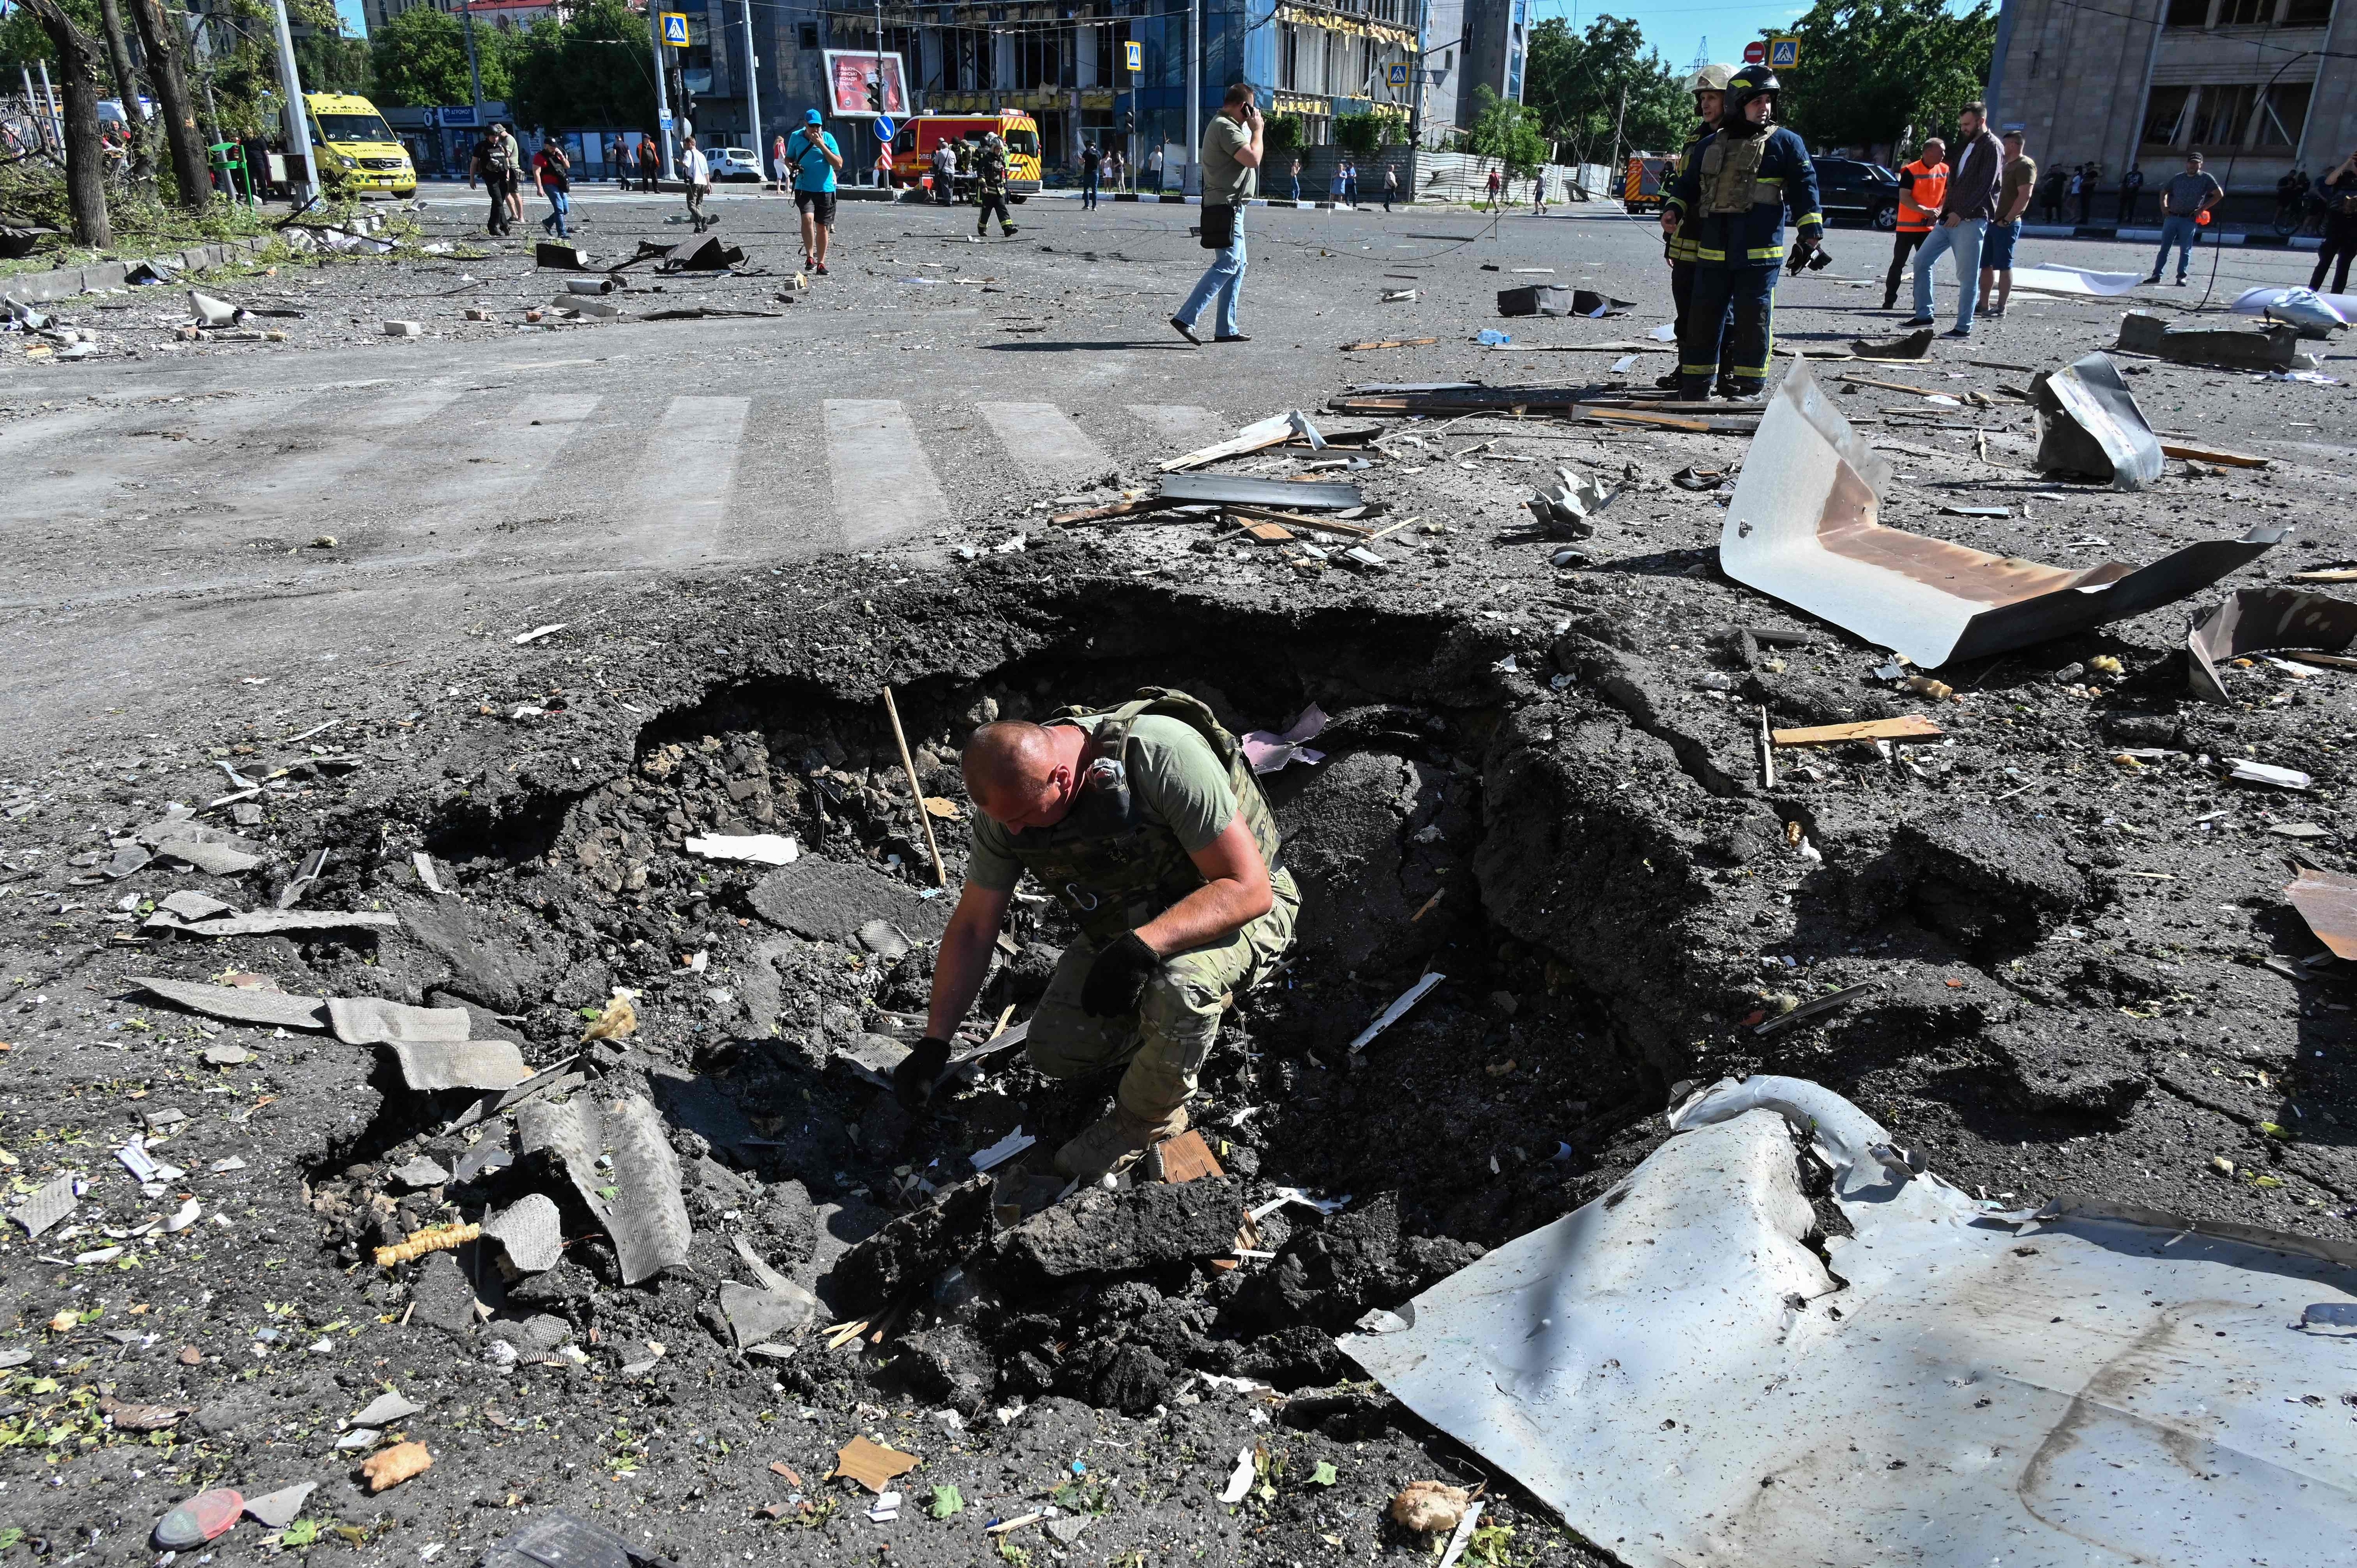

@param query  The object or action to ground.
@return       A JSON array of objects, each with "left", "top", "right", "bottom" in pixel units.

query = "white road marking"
[
  {"left": 975, "top": 401, "right": 1110, "bottom": 478},
  {"left": 625, "top": 395, "right": 748, "bottom": 565},
  {"left": 824, "top": 399, "right": 949, "bottom": 548},
  {"left": 1125, "top": 403, "right": 1229, "bottom": 447}
]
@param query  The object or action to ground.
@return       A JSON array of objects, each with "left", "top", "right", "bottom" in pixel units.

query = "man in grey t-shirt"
[
  {"left": 2148, "top": 150, "right": 2223, "bottom": 285},
  {"left": 1170, "top": 82, "right": 1262, "bottom": 345}
]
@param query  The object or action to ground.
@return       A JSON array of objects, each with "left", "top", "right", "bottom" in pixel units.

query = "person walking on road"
[
  {"left": 2311, "top": 147, "right": 2357, "bottom": 293},
  {"left": 1978, "top": 128, "right": 2035, "bottom": 320},
  {"left": 1661, "top": 62, "right": 1820, "bottom": 399},
  {"left": 534, "top": 135, "right": 573, "bottom": 240},
  {"left": 1907, "top": 100, "right": 2002, "bottom": 338},
  {"left": 1289, "top": 155, "right": 1302, "bottom": 203},
  {"left": 2147, "top": 150, "right": 2222, "bottom": 285},
  {"left": 1387, "top": 163, "right": 1401, "bottom": 212},
  {"left": 1170, "top": 82, "right": 1262, "bottom": 345},
  {"left": 637, "top": 135, "right": 660, "bottom": 193},
  {"left": 609, "top": 137, "right": 628, "bottom": 184},
  {"left": 973, "top": 131, "right": 1019, "bottom": 239},
  {"left": 1883, "top": 137, "right": 1946, "bottom": 310},
  {"left": 470, "top": 125, "right": 516, "bottom": 236},
  {"left": 1485, "top": 166, "right": 1501, "bottom": 207},
  {"left": 785, "top": 110, "right": 843, "bottom": 271},
  {"left": 2118, "top": 163, "right": 2144, "bottom": 223},
  {"left": 494, "top": 124, "right": 524, "bottom": 229},
  {"left": 680, "top": 135, "right": 712, "bottom": 233},
  {"left": 932, "top": 138, "right": 957, "bottom": 204}
]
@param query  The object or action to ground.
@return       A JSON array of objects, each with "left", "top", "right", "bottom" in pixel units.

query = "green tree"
[
  {"left": 1465, "top": 85, "right": 1549, "bottom": 182},
  {"left": 296, "top": 12, "right": 373, "bottom": 98},
  {"left": 1523, "top": 15, "right": 1688, "bottom": 163},
  {"left": 1333, "top": 106, "right": 1404, "bottom": 155},
  {"left": 1768, "top": 0, "right": 1996, "bottom": 156},
  {"left": 505, "top": 0, "right": 654, "bottom": 134},
  {"left": 368, "top": 4, "right": 502, "bottom": 106}
]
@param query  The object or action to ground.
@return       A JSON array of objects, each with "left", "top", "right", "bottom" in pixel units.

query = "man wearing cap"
[
  {"left": 2148, "top": 150, "right": 2222, "bottom": 286},
  {"left": 785, "top": 109, "right": 844, "bottom": 275}
]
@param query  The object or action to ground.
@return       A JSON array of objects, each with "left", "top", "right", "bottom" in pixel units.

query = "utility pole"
[
  {"left": 874, "top": 0, "right": 885, "bottom": 187},
  {"left": 1608, "top": 81, "right": 1627, "bottom": 194},
  {"left": 740, "top": 0, "right": 762, "bottom": 177},
  {"left": 460, "top": 0, "right": 484, "bottom": 115},
  {"left": 1186, "top": 0, "right": 1199, "bottom": 192},
  {"left": 649, "top": 1, "right": 674, "bottom": 178},
  {"left": 266, "top": 0, "right": 311, "bottom": 200}
]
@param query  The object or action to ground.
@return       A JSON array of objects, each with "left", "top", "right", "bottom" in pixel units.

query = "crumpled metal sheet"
[
  {"left": 2031, "top": 351, "right": 2164, "bottom": 489},
  {"left": 1720, "top": 361, "right": 2282, "bottom": 667},
  {"left": 516, "top": 1095, "right": 689, "bottom": 1286},
  {"left": 2285, "top": 864, "right": 2357, "bottom": 960},
  {"left": 2185, "top": 586, "right": 2357, "bottom": 702},
  {"left": 1341, "top": 1075, "right": 2357, "bottom": 1568}
]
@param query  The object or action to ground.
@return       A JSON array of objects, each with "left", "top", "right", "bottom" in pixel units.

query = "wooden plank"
[
  {"left": 1834, "top": 373, "right": 1944, "bottom": 397},
  {"left": 1771, "top": 715, "right": 1945, "bottom": 747},
  {"left": 2160, "top": 441, "right": 2268, "bottom": 468},
  {"left": 1152, "top": 1129, "right": 1226, "bottom": 1184},
  {"left": 1223, "top": 503, "right": 1379, "bottom": 538},
  {"left": 1048, "top": 497, "right": 1171, "bottom": 526},
  {"left": 1339, "top": 336, "right": 1439, "bottom": 351},
  {"left": 1157, "top": 412, "right": 1295, "bottom": 473},
  {"left": 1239, "top": 520, "right": 1294, "bottom": 542}
]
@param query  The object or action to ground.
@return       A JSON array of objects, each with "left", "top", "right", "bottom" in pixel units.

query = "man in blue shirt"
[{"left": 786, "top": 108, "right": 844, "bottom": 275}]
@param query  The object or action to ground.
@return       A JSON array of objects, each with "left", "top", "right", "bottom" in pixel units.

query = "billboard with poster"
[{"left": 821, "top": 51, "right": 911, "bottom": 118}]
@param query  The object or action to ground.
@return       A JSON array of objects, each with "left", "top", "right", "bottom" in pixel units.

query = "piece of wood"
[
  {"left": 1223, "top": 503, "right": 1379, "bottom": 539},
  {"left": 1158, "top": 412, "right": 1294, "bottom": 473},
  {"left": 1048, "top": 496, "right": 1171, "bottom": 526},
  {"left": 2159, "top": 441, "right": 2267, "bottom": 468},
  {"left": 1239, "top": 520, "right": 1294, "bottom": 542},
  {"left": 2290, "top": 651, "right": 2357, "bottom": 669},
  {"left": 881, "top": 687, "right": 946, "bottom": 889},
  {"left": 2289, "top": 569, "right": 2357, "bottom": 583},
  {"left": 1339, "top": 336, "right": 1439, "bottom": 351},
  {"left": 832, "top": 1436, "right": 919, "bottom": 1493},
  {"left": 1153, "top": 1129, "right": 1226, "bottom": 1184},
  {"left": 1572, "top": 405, "right": 1711, "bottom": 432},
  {"left": 1836, "top": 373, "right": 1943, "bottom": 397},
  {"left": 1771, "top": 715, "right": 1945, "bottom": 747}
]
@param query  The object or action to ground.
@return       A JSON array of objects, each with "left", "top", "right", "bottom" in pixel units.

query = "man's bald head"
[{"left": 963, "top": 720, "right": 1077, "bottom": 828}]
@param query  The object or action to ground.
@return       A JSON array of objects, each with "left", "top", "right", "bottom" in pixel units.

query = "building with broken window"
[
  {"left": 1988, "top": 0, "right": 2356, "bottom": 201},
  {"left": 1270, "top": 1, "right": 1420, "bottom": 148},
  {"left": 1417, "top": 0, "right": 1528, "bottom": 145}
]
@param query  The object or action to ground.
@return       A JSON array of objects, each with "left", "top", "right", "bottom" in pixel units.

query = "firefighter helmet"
[
  {"left": 1725, "top": 64, "right": 1782, "bottom": 120},
  {"left": 1682, "top": 63, "right": 1734, "bottom": 95}
]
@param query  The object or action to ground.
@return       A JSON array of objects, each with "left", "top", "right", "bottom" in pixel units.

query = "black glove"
[
  {"left": 893, "top": 1035, "right": 953, "bottom": 1110},
  {"left": 1080, "top": 931, "right": 1161, "bottom": 1018}
]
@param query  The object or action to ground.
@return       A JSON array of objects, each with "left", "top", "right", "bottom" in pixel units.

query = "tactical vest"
[
  {"left": 1000, "top": 688, "right": 1285, "bottom": 945},
  {"left": 1699, "top": 132, "right": 1780, "bottom": 214}
]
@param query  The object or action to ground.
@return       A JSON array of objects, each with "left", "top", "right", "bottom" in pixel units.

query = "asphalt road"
[{"left": 0, "top": 183, "right": 2339, "bottom": 756}]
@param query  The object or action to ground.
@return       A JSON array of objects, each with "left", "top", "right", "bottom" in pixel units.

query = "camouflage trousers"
[{"left": 1027, "top": 869, "right": 1298, "bottom": 1121}]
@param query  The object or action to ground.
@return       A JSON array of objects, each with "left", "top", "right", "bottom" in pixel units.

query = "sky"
[{"left": 1534, "top": 0, "right": 1815, "bottom": 75}]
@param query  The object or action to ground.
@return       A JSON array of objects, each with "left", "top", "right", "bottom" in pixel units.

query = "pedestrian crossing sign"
[
  {"left": 1387, "top": 62, "right": 1410, "bottom": 86},
  {"left": 1125, "top": 40, "right": 1143, "bottom": 72},
  {"left": 661, "top": 12, "right": 689, "bottom": 46},
  {"left": 1769, "top": 37, "right": 1798, "bottom": 68}
]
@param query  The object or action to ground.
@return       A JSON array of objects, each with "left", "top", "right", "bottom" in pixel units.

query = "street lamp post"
[
  {"left": 266, "top": 0, "right": 311, "bottom": 200},
  {"left": 740, "top": 0, "right": 763, "bottom": 180},
  {"left": 649, "top": 4, "right": 676, "bottom": 177}
]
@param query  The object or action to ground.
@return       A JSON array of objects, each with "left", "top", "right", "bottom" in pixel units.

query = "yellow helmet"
[{"left": 1683, "top": 63, "right": 1734, "bottom": 95}]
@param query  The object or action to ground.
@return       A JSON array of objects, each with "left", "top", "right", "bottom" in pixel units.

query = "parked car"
[
  {"left": 1811, "top": 157, "right": 1901, "bottom": 229},
  {"left": 708, "top": 147, "right": 762, "bottom": 182}
]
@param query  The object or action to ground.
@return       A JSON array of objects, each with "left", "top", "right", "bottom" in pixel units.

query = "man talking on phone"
[{"left": 1170, "top": 82, "right": 1262, "bottom": 345}]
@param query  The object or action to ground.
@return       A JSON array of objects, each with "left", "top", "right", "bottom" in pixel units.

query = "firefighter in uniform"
[
  {"left": 894, "top": 691, "right": 1299, "bottom": 1183},
  {"left": 1659, "top": 63, "right": 1736, "bottom": 392},
  {"left": 1660, "top": 65, "right": 1821, "bottom": 401},
  {"left": 975, "top": 133, "right": 1019, "bottom": 238}
]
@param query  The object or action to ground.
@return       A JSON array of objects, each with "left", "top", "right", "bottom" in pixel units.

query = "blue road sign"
[
  {"left": 661, "top": 12, "right": 689, "bottom": 46},
  {"left": 1387, "top": 62, "right": 1410, "bottom": 86},
  {"left": 1768, "top": 37, "right": 1798, "bottom": 67},
  {"left": 873, "top": 114, "right": 896, "bottom": 141},
  {"left": 1125, "top": 40, "right": 1143, "bottom": 72}
]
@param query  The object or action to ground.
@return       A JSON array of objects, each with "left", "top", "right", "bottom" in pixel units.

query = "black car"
[{"left": 1811, "top": 157, "right": 1902, "bottom": 229}]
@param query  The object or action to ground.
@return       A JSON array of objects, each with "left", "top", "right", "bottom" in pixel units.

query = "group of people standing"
[{"left": 2038, "top": 161, "right": 2122, "bottom": 226}]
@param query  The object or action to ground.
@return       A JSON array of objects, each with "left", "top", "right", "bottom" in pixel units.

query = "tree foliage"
[
  {"left": 1464, "top": 85, "right": 1549, "bottom": 179},
  {"left": 505, "top": 0, "right": 655, "bottom": 134},
  {"left": 1333, "top": 105, "right": 1404, "bottom": 154},
  {"left": 1522, "top": 14, "right": 1689, "bottom": 160},
  {"left": 1770, "top": 0, "right": 1996, "bottom": 155},
  {"left": 369, "top": 4, "right": 510, "bottom": 107}
]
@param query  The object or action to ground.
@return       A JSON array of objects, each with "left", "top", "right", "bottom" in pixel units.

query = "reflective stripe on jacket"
[
  {"left": 1663, "top": 125, "right": 1822, "bottom": 269},
  {"left": 1897, "top": 160, "right": 1947, "bottom": 233}
]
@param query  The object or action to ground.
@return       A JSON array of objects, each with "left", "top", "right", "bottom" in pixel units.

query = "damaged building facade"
[{"left": 1989, "top": 0, "right": 2357, "bottom": 203}]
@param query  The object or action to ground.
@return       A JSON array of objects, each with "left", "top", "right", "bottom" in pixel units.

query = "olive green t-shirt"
[
  {"left": 1200, "top": 114, "right": 1256, "bottom": 207},
  {"left": 966, "top": 714, "right": 1237, "bottom": 892},
  {"left": 1998, "top": 154, "right": 2038, "bottom": 219}
]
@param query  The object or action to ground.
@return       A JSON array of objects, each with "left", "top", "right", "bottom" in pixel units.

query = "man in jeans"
[
  {"left": 1170, "top": 82, "right": 1262, "bottom": 345},
  {"left": 1976, "top": 128, "right": 2035, "bottom": 320},
  {"left": 2148, "top": 150, "right": 2223, "bottom": 285},
  {"left": 679, "top": 134, "right": 712, "bottom": 233},
  {"left": 1908, "top": 100, "right": 2003, "bottom": 338}
]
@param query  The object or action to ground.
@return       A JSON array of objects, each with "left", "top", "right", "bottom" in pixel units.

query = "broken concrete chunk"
[
  {"left": 390, "top": 1158, "right": 450, "bottom": 1190},
  {"left": 516, "top": 1095, "right": 690, "bottom": 1286},
  {"left": 720, "top": 1277, "right": 819, "bottom": 1348},
  {"left": 134, "top": 976, "right": 329, "bottom": 1031},
  {"left": 350, "top": 1391, "right": 424, "bottom": 1428},
  {"left": 384, "top": 320, "right": 424, "bottom": 337},
  {"left": 831, "top": 1179, "right": 996, "bottom": 1315},
  {"left": 328, "top": 996, "right": 472, "bottom": 1046},
  {"left": 747, "top": 857, "right": 953, "bottom": 948},
  {"left": 9, "top": 1173, "right": 79, "bottom": 1239},
  {"left": 240, "top": 1482, "right": 316, "bottom": 1529},
  {"left": 386, "top": 1040, "right": 530, "bottom": 1092},
  {"left": 483, "top": 1192, "right": 564, "bottom": 1273},
  {"left": 1722, "top": 361, "right": 2279, "bottom": 668},
  {"left": 1005, "top": 1177, "right": 1243, "bottom": 1279}
]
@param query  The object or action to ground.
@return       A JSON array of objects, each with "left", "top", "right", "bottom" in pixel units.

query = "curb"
[{"left": 1, "top": 233, "right": 278, "bottom": 307}]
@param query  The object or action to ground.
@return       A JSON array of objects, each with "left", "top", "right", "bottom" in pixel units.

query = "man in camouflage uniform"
[
  {"left": 896, "top": 690, "right": 1298, "bottom": 1181},
  {"left": 974, "top": 133, "right": 1019, "bottom": 239}
]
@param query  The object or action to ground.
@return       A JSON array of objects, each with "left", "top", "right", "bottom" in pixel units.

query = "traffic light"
[
  {"left": 865, "top": 74, "right": 883, "bottom": 113},
  {"left": 681, "top": 90, "right": 699, "bottom": 128},
  {"left": 1123, "top": 111, "right": 1135, "bottom": 134}
]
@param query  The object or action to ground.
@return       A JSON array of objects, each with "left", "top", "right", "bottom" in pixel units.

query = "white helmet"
[{"left": 1683, "top": 63, "right": 1734, "bottom": 96}]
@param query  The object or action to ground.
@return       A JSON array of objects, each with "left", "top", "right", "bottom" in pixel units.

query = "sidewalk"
[{"left": 2019, "top": 220, "right": 2322, "bottom": 249}]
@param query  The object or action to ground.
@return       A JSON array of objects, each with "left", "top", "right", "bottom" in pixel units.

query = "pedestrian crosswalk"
[{"left": 0, "top": 389, "right": 1234, "bottom": 600}]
